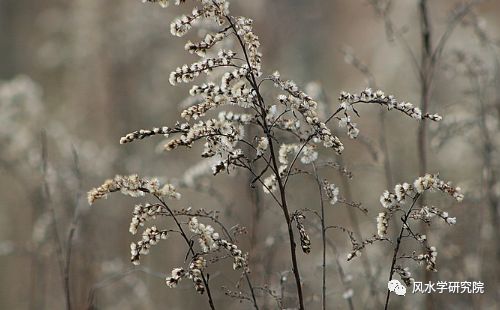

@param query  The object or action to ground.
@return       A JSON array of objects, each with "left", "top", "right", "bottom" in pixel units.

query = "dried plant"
[
  {"left": 347, "top": 174, "right": 464, "bottom": 309},
  {"left": 4, "top": 0, "right": 500, "bottom": 309},
  {"left": 84, "top": 1, "right": 486, "bottom": 309}
]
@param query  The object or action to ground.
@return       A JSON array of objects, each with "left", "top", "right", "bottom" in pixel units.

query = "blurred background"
[{"left": 1, "top": 0, "right": 499, "bottom": 309}]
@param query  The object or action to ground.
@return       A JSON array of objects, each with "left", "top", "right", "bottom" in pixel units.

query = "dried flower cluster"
[
  {"left": 166, "top": 255, "right": 208, "bottom": 293},
  {"left": 161, "top": 217, "right": 247, "bottom": 294},
  {"left": 129, "top": 203, "right": 165, "bottom": 234},
  {"left": 376, "top": 211, "right": 389, "bottom": 238},
  {"left": 394, "top": 266, "right": 414, "bottom": 287},
  {"left": 85, "top": 1, "right": 468, "bottom": 309},
  {"left": 130, "top": 226, "right": 168, "bottom": 265},
  {"left": 351, "top": 174, "right": 464, "bottom": 289},
  {"left": 271, "top": 72, "right": 344, "bottom": 153},
  {"left": 89, "top": 175, "right": 248, "bottom": 297},
  {"left": 379, "top": 174, "right": 463, "bottom": 210},
  {"left": 166, "top": 267, "right": 185, "bottom": 288},
  {"left": 410, "top": 206, "right": 457, "bottom": 225},
  {"left": 293, "top": 212, "right": 311, "bottom": 254},
  {"left": 414, "top": 245, "right": 439, "bottom": 272},
  {"left": 87, "top": 174, "right": 181, "bottom": 205},
  {"left": 323, "top": 181, "right": 340, "bottom": 206},
  {"left": 338, "top": 88, "right": 443, "bottom": 121},
  {"left": 120, "top": 127, "right": 171, "bottom": 144}
]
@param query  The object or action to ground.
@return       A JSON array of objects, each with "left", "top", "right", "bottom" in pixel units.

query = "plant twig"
[{"left": 384, "top": 194, "right": 420, "bottom": 310}]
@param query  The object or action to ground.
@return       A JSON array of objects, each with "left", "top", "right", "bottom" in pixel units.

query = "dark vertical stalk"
[
  {"left": 384, "top": 195, "right": 420, "bottom": 310},
  {"left": 245, "top": 126, "right": 264, "bottom": 309},
  {"left": 485, "top": 44, "right": 500, "bottom": 292},
  {"left": 268, "top": 138, "right": 305, "bottom": 310},
  {"left": 418, "top": 0, "right": 432, "bottom": 188},
  {"left": 311, "top": 164, "right": 326, "bottom": 310},
  {"left": 223, "top": 12, "right": 305, "bottom": 309},
  {"left": 244, "top": 273, "right": 260, "bottom": 310},
  {"left": 418, "top": 2, "right": 433, "bottom": 309},
  {"left": 489, "top": 48, "right": 500, "bottom": 300},
  {"left": 469, "top": 70, "right": 500, "bottom": 295}
]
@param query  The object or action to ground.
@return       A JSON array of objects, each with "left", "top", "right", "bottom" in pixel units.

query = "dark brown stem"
[
  {"left": 468, "top": 67, "right": 500, "bottom": 289},
  {"left": 308, "top": 208, "right": 355, "bottom": 310},
  {"left": 311, "top": 163, "right": 326, "bottom": 310},
  {"left": 418, "top": 0, "right": 432, "bottom": 183},
  {"left": 245, "top": 145, "right": 262, "bottom": 309},
  {"left": 223, "top": 12, "right": 305, "bottom": 309},
  {"left": 418, "top": 2, "right": 433, "bottom": 308},
  {"left": 384, "top": 194, "right": 420, "bottom": 310},
  {"left": 245, "top": 273, "right": 260, "bottom": 310},
  {"left": 155, "top": 197, "right": 216, "bottom": 310},
  {"left": 268, "top": 137, "right": 305, "bottom": 310}
]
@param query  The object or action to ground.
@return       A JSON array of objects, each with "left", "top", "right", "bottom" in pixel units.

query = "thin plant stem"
[
  {"left": 311, "top": 163, "right": 326, "bottom": 310},
  {"left": 467, "top": 66, "right": 500, "bottom": 296},
  {"left": 268, "top": 137, "right": 305, "bottom": 310},
  {"left": 63, "top": 147, "right": 83, "bottom": 310},
  {"left": 384, "top": 194, "right": 420, "bottom": 310},
  {"left": 223, "top": 10, "right": 305, "bottom": 309},
  {"left": 338, "top": 155, "right": 382, "bottom": 308},
  {"left": 155, "top": 196, "right": 217, "bottom": 310},
  {"left": 312, "top": 164, "right": 358, "bottom": 310},
  {"left": 40, "top": 131, "right": 70, "bottom": 310},
  {"left": 417, "top": 2, "right": 434, "bottom": 308}
]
